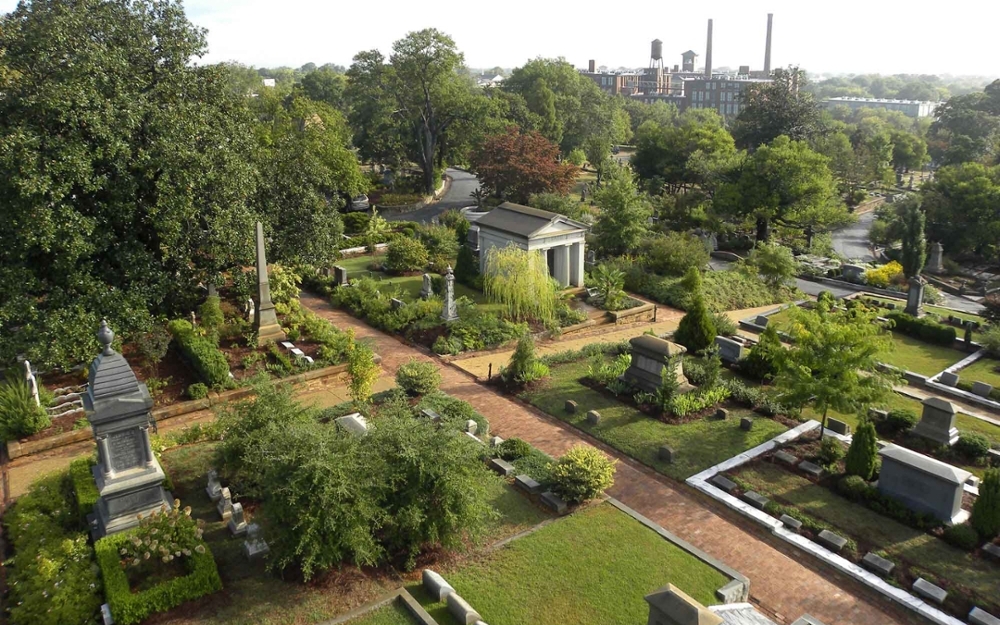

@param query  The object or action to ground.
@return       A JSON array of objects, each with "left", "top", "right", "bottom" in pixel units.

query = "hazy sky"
[{"left": 3, "top": 0, "right": 998, "bottom": 77}]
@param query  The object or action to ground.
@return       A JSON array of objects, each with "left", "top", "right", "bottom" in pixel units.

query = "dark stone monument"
[
  {"left": 780, "top": 514, "right": 802, "bottom": 532},
  {"left": 904, "top": 275, "right": 925, "bottom": 317},
  {"left": 817, "top": 529, "right": 848, "bottom": 552},
  {"left": 827, "top": 418, "right": 851, "bottom": 436},
  {"left": 333, "top": 265, "right": 348, "bottom": 286},
  {"left": 877, "top": 444, "right": 970, "bottom": 524},
  {"left": 912, "top": 578, "right": 947, "bottom": 605},
  {"left": 564, "top": 400, "right": 578, "bottom": 413},
  {"left": 644, "top": 584, "right": 724, "bottom": 625},
  {"left": 972, "top": 381, "right": 994, "bottom": 398},
  {"left": 926, "top": 242, "right": 944, "bottom": 274},
  {"left": 913, "top": 397, "right": 959, "bottom": 446},
  {"left": 714, "top": 336, "right": 744, "bottom": 364},
  {"left": 85, "top": 322, "right": 173, "bottom": 538},
  {"left": 253, "top": 222, "right": 286, "bottom": 345},
  {"left": 740, "top": 416, "right": 753, "bottom": 431},
  {"left": 743, "top": 491, "right": 769, "bottom": 510},
  {"left": 862, "top": 552, "right": 895, "bottom": 577},
  {"left": 622, "top": 335, "right": 691, "bottom": 394},
  {"left": 586, "top": 410, "right": 601, "bottom": 425},
  {"left": 940, "top": 371, "right": 959, "bottom": 387},
  {"left": 658, "top": 445, "right": 675, "bottom": 463}
]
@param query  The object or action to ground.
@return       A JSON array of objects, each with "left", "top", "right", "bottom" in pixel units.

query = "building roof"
[
  {"left": 681, "top": 50, "right": 699, "bottom": 57},
  {"left": 474, "top": 202, "right": 588, "bottom": 239},
  {"left": 878, "top": 444, "right": 972, "bottom": 485},
  {"left": 710, "top": 603, "right": 780, "bottom": 625}
]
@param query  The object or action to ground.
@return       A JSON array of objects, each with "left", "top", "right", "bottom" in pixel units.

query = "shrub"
[
  {"left": 744, "top": 242, "right": 797, "bottom": 290},
  {"left": 343, "top": 211, "right": 371, "bottom": 234},
  {"left": 385, "top": 237, "right": 429, "bottom": 274},
  {"left": 665, "top": 385, "right": 730, "bottom": 417},
  {"left": 588, "top": 352, "right": 631, "bottom": 387},
  {"left": 549, "top": 445, "right": 616, "bottom": 504},
  {"left": 819, "top": 436, "right": 846, "bottom": 465},
  {"left": 845, "top": 419, "right": 879, "bottom": 480},
  {"left": 0, "top": 375, "right": 51, "bottom": 441},
  {"left": 590, "top": 263, "right": 628, "bottom": 311},
  {"left": 395, "top": 359, "right": 442, "bottom": 395},
  {"left": 135, "top": 325, "right": 171, "bottom": 372},
  {"left": 980, "top": 325, "right": 1000, "bottom": 357},
  {"left": 502, "top": 334, "right": 550, "bottom": 385},
  {"left": 168, "top": 319, "right": 231, "bottom": 387},
  {"left": 417, "top": 391, "right": 489, "bottom": 437},
  {"left": 674, "top": 270, "right": 716, "bottom": 352},
  {"left": 420, "top": 224, "right": 460, "bottom": 270},
  {"left": 197, "top": 295, "right": 225, "bottom": 341},
  {"left": 268, "top": 264, "right": 302, "bottom": 304},
  {"left": 739, "top": 325, "right": 781, "bottom": 381},
  {"left": 4, "top": 471, "right": 103, "bottom": 625},
  {"left": 70, "top": 456, "right": 100, "bottom": 522},
  {"left": 495, "top": 437, "right": 533, "bottom": 461},
  {"left": 875, "top": 408, "right": 919, "bottom": 437},
  {"left": 187, "top": 383, "right": 209, "bottom": 400},
  {"left": 639, "top": 232, "right": 709, "bottom": 277},
  {"left": 942, "top": 523, "right": 980, "bottom": 551},
  {"left": 837, "top": 475, "right": 871, "bottom": 502},
  {"left": 96, "top": 517, "right": 221, "bottom": 625},
  {"left": 886, "top": 311, "right": 957, "bottom": 345},
  {"left": 971, "top": 469, "right": 1000, "bottom": 539},
  {"left": 864, "top": 261, "right": 903, "bottom": 288},
  {"left": 348, "top": 342, "right": 380, "bottom": 404},
  {"left": 454, "top": 244, "right": 480, "bottom": 287},
  {"left": 956, "top": 432, "right": 991, "bottom": 461},
  {"left": 712, "top": 312, "right": 737, "bottom": 337},
  {"left": 565, "top": 148, "right": 586, "bottom": 166}
]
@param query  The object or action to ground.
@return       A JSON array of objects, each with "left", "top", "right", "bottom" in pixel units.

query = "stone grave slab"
[
  {"left": 878, "top": 444, "right": 970, "bottom": 524},
  {"left": 465, "top": 419, "right": 478, "bottom": 435},
  {"left": 540, "top": 491, "right": 568, "bottom": 514},
  {"left": 827, "top": 418, "right": 851, "bottom": 435},
  {"left": 969, "top": 607, "right": 1000, "bottom": 625},
  {"left": 514, "top": 474, "right": 541, "bottom": 494},
  {"left": 940, "top": 371, "right": 959, "bottom": 387},
  {"left": 912, "top": 578, "right": 947, "bottom": 605},
  {"left": 279, "top": 341, "right": 295, "bottom": 351},
  {"left": 714, "top": 336, "right": 744, "bottom": 363},
  {"left": 982, "top": 542, "right": 1000, "bottom": 561},
  {"left": 420, "top": 408, "right": 442, "bottom": 423},
  {"left": 817, "top": 529, "right": 847, "bottom": 553},
  {"left": 101, "top": 604, "right": 113, "bottom": 625},
  {"left": 622, "top": 335, "right": 690, "bottom": 393},
  {"left": 488, "top": 458, "right": 514, "bottom": 477},
  {"left": 742, "top": 491, "right": 769, "bottom": 510},
  {"left": 775, "top": 450, "right": 798, "bottom": 466},
  {"left": 798, "top": 460, "right": 823, "bottom": 477},
  {"left": 446, "top": 593, "right": 481, "bottom": 625},
  {"left": 862, "top": 552, "right": 894, "bottom": 577},
  {"left": 658, "top": 445, "right": 675, "bottom": 463},
  {"left": 205, "top": 469, "right": 222, "bottom": 502},
  {"left": 243, "top": 523, "right": 269, "bottom": 560},
  {"left": 217, "top": 487, "right": 233, "bottom": 521},
  {"left": 913, "top": 397, "right": 959, "bottom": 446},
  {"left": 972, "top": 381, "right": 994, "bottom": 398},
  {"left": 740, "top": 417, "right": 753, "bottom": 431},
  {"left": 711, "top": 475, "right": 738, "bottom": 494},
  {"left": 489, "top": 436, "right": 504, "bottom": 447},
  {"left": 780, "top": 514, "right": 802, "bottom": 532},
  {"left": 715, "top": 579, "right": 746, "bottom": 604},
  {"left": 336, "top": 413, "right": 369, "bottom": 437},
  {"left": 228, "top": 502, "right": 248, "bottom": 536},
  {"left": 422, "top": 569, "right": 454, "bottom": 602},
  {"left": 390, "top": 298, "right": 404, "bottom": 310}
]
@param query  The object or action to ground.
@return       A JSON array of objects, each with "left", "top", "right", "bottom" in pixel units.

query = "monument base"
[
  {"left": 912, "top": 424, "right": 959, "bottom": 446},
  {"left": 256, "top": 322, "right": 286, "bottom": 346},
  {"left": 91, "top": 463, "right": 173, "bottom": 539}
]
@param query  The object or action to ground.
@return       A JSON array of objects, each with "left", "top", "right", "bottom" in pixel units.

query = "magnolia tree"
[{"left": 483, "top": 244, "right": 558, "bottom": 323}]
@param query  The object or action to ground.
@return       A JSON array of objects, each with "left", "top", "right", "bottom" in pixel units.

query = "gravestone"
[
  {"left": 714, "top": 336, "right": 744, "bottom": 364},
  {"left": 253, "top": 222, "right": 286, "bottom": 345},
  {"left": 564, "top": 400, "right": 578, "bottom": 413},
  {"left": 420, "top": 273, "right": 434, "bottom": 299},
  {"left": 228, "top": 502, "right": 248, "bottom": 536},
  {"left": 420, "top": 408, "right": 442, "bottom": 423},
  {"left": 644, "top": 584, "right": 724, "bottom": 625},
  {"left": 877, "top": 444, "right": 971, "bottom": 524},
  {"left": 827, "top": 418, "right": 851, "bottom": 436},
  {"left": 390, "top": 297, "right": 404, "bottom": 310},
  {"left": 904, "top": 275, "right": 925, "bottom": 317},
  {"left": 84, "top": 322, "right": 172, "bottom": 538},
  {"left": 658, "top": 445, "right": 675, "bottom": 463},
  {"left": 912, "top": 578, "right": 947, "bottom": 605},
  {"left": 972, "top": 381, "right": 993, "bottom": 398},
  {"left": 622, "top": 335, "right": 691, "bottom": 394},
  {"left": 740, "top": 417, "right": 753, "bottom": 431},
  {"left": 798, "top": 460, "right": 823, "bottom": 477},
  {"left": 23, "top": 360, "right": 40, "bottom": 407},
  {"left": 465, "top": 419, "right": 478, "bottom": 435},
  {"left": 711, "top": 475, "right": 737, "bottom": 494},
  {"left": 754, "top": 315, "right": 770, "bottom": 328},
  {"left": 775, "top": 450, "right": 798, "bottom": 466},
  {"left": 540, "top": 491, "right": 567, "bottom": 514},
  {"left": 217, "top": 487, "right": 233, "bottom": 521},
  {"left": 333, "top": 265, "right": 348, "bottom": 287},
  {"left": 243, "top": 523, "right": 269, "bottom": 560},
  {"left": 817, "top": 529, "right": 847, "bottom": 552},
  {"left": 862, "top": 552, "right": 895, "bottom": 577},
  {"left": 441, "top": 266, "right": 459, "bottom": 322},
  {"left": 969, "top": 607, "right": 1000, "bottom": 625},
  {"left": 780, "top": 514, "right": 802, "bottom": 532},
  {"left": 336, "top": 413, "right": 369, "bottom": 437},
  {"left": 913, "top": 397, "right": 959, "bottom": 446},
  {"left": 466, "top": 226, "right": 479, "bottom": 251},
  {"left": 422, "top": 569, "right": 455, "bottom": 602},
  {"left": 514, "top": 474, "right": 542, "bottom": 494},
  {"left": 205, "top": 469, "right": 222, "bottom": 502},
  {"left": 841, "top": 264, "right": 866, "bottom": 283},
  {"left": 246, "top": 297, "right": 255, "bottom": 322},
  {"left": 488, "top": 458, "right": 514, "bottom": 476},
  {"left": 743, "top": 491, "right": 769, "bottom": 510},
  {"left": 940, "top": 371, "right": 960, "bottom": 387},
  {"left": 927, "top": 242, "right": 944, "bottom": 274},
  {"left": 714, "top": 408, "right": 729, "bottom": 421},
  {"left": 965, "top": 324, "right": 974, "bottom": 347},
  {"left": 489, "top": 435, "right": 504, "bottom": 447},
  {"left": 586, "top": 410, "right": 601, "bottom": 425},
  {"left": 446, "top": 593, "right": 481, "bottom": 625}
]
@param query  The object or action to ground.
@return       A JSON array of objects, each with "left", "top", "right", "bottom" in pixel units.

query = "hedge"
[
  {"left": 96, "top": 530, "right": 222, "bottom": 625},
  {"left": 885, "top": 311, "right": 957, "bottom": 346},
  {"left": 70, "top": 456, "right": 100, "bottom": 522},
  {"left": 167, "top": 319, "right": 231, "bottom": 387}
]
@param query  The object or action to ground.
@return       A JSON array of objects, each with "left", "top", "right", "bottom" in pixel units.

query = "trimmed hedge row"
[
  {"left": 885, "top": 311, "right": 957, "bottom": 346},
  {"left": 96, "top": 530, "right": 222, "bottom": 625},
  {"left": 167, "top": 319, "right": 231, "bottom": 387},
  {"left": 70, "top": 456, "right": 100, "bottom": 522}
]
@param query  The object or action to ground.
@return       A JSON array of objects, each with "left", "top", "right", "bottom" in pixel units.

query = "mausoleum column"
[
  {"left": 554, "top": 245, "right": 570, "bottom": 287},
  {"left": 570, "top": 242, "right": 585, "bottom": 287}
]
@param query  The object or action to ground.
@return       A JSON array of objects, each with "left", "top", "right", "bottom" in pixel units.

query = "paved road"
[
  {"left": 385, "top": 168, "right": 480, "bottom": 223},
  {"left": 831, "top": 210, "right": 876, "bottom": 262}
]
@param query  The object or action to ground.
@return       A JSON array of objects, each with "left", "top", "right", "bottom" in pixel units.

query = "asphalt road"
[
  {"left": 831, "top": 210, "right": 876, "bottom": 262},
  {"left": 385, "top": 168, "right": 480, "bottom": 223}
]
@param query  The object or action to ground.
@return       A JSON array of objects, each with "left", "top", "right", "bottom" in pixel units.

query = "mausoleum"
[{"left": 474, "top": 202, "right": 588, "bottom": 287}]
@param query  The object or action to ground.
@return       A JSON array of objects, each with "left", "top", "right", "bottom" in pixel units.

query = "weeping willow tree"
[{"left": 483, "top": 244, "right": 558, "bottom": 323}]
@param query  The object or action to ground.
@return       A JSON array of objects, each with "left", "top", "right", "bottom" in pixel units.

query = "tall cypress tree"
[
  {"left": 845, "top": 419, "right": 879, "bottom": 480},
  {"left": 900, "top": 198, "right": 927, "bottom": 279},
  {"left": 674, "top": 268, "right": 717, "bottom": 353}
]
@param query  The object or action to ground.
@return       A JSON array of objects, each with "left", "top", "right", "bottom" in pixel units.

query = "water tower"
[{"left": 650, "top": 39, "right": 664, "bottom": 70}]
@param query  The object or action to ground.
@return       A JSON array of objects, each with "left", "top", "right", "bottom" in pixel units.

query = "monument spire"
[{"left": 253, "top": 221, "right": 286, "bottom": 345}]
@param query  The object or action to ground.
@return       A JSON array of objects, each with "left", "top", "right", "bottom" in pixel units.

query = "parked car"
[{"left": 344, "top": 194, "right": 369, "bottom": 212}]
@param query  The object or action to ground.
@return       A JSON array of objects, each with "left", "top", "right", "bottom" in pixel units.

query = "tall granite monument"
[
  {"left": 441, "top": 266, "right": 459, "bottom": 322},
  {"left": 253, "top": 221, "right": 286, "bottom": 345},
  {"left": 904, "top": 275, "right": 925, "bottom": 317},
  {"left": 85, "top": 321, "right": 173, "bottom": 538}
]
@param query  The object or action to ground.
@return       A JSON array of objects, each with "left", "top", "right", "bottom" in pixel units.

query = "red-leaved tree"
[{"left": 471, "top": 126, "right": 577, "bottom": 203}]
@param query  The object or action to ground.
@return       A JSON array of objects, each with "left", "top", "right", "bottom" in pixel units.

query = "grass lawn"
[
  {"left": 337, "top": 253, "right": 491, "bottom": 305},
  {"left": 865, "top": 296, "right": 982, "bottom": 324},
  {"left": 879, "top": 332, "right": 966, "bottom": 377},
  {"left": 407, "top": 504, "right": 727, "bottom": 625},
  {"left": 734, "top": 463, "right": 1000, "bottom": 614},
  {"left": 346, "top": 602, "right": 418, "bottom": 625},
  {"left": 955, "top": 356, "right": 1000, "bottom": 390},
  {"left": 157, "top": 441, "right": 549, "bottom": 625},
  {"left": 521, "top": 359, "right": 788, "bottom": 480}
]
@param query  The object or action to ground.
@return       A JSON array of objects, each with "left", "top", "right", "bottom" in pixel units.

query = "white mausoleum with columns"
[{"left": 473, "top": 202, "right": 588, "bottom": 287}]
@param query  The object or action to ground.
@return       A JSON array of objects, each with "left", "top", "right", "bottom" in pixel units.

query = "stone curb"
[
  {"left": 605, "top": 496, "right": 750, "bottom": 603},
  {"left": 686, "top": 420, "right": 967, "bottom": 625},
  {"left": 315, "top": 587, "right": 439, "bottom": 625},
  {"left": 7, "top": 361, "right": 353, "bottom": 460}
]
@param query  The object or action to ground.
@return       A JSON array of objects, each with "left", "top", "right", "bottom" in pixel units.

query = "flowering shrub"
[
  {"left": 864, "top": 261, "right": 903, "bottom": 289},
  {"left": 119, "top": 500, "right": 205, "bottom": 569}
]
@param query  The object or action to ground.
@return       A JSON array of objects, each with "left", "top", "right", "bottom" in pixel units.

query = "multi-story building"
[
  {"left": 684, "top": 76, "right": 772, "bottom": 119},
  {"left": 822, "top": 97, "right": 940, "bottom": 119},
  {"left": 580, "top": 61, "right": 670, "bottom": 97}
]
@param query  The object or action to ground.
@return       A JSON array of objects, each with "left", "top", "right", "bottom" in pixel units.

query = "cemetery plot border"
[{"left": 929, "top": 350, "right": 1000, "bottom": 415}]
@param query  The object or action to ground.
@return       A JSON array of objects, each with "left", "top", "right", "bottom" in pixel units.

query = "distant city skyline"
[{"left": 2, "top": 0, "right": 998, "bottom": 78}]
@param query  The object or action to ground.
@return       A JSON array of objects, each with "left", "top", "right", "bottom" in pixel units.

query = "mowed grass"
[
  {"left": 337, "top": 253, "right": 491, "bottom": 305},
  {"left": 880, "top": 332, "right": 966, "bottom": 377},
  {"left": 520, "top": 359, "right": 787, "bottom": 480},
  {"left": 407, "top": 504, "right": 727, "bottom": 625},
  {"left": 956, "top": 356, "right": 1000, "bottom": 390},
  {"left": 735, "top": 463, "right": 1000, "bottom": 612},
  {"left": 865, "top": 295, "right": 983, "bottom": 324},
  {"left": 157, "top": 441, "right": 549, "bottom": 625},
  {"left": 346, "top": 601, "right": 419, "bottom": 625}
]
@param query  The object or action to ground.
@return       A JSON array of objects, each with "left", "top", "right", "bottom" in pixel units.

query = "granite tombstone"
[{"left": 877, "top": 444, "right": 971, "bottom": 525}]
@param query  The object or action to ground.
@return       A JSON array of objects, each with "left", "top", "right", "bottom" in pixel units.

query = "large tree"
[
  {"left": 632, "top": 108, "right": 736, "bottom": 193},
  {"left": 929, "top": 80, "right": 1000, "bottom": 166},
  {"left": 921, "top": 162, "right": 1000, "bottom": 260},
  {"left": 732, "top": 67, "right": 823, "bottom": 149},
  {"left": 299, "top": 66, "right": 348, "bottom": 112},
  {"left": 0, "top": 0, "right": 260, "bottom": 369},
  {"left": 591, "top": 164, "right": 652, "bottom": 256},
  {"left": 714, "top": 136, "right": 850, "bottom": 243},
  {"left": 773, "top": 305, "right": 899, "bottom": 438},
  {"left": 470, "top": 126, "right": 576, "bottom": 203},
  {"left": 898, "top": 197, "right": 927, "bottom": 278}
]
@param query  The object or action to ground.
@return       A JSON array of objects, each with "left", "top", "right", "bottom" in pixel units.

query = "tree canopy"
[
  {"left": 632, "top": 109, "right": 736, "bottom": 192},
  {"left": 470, "top": 126, "right": 576, "bottom": 203},
  {"left": 921, "top": 162, "right": 1000, "bottom": 260},
  {"left": 591, "top": 164, "right": 652, "bottom": 256},
  {"left": 732, "top": 67, "right": 823, "bottom": 149}
]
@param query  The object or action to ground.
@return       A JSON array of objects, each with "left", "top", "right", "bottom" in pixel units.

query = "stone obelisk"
[{"left": 253, "top": 222, "right": 286, "bottom": 345}]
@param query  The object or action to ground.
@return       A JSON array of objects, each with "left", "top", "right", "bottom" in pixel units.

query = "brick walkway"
[{"left": 298, "top": 293, "right": 908, "bottom": 625}]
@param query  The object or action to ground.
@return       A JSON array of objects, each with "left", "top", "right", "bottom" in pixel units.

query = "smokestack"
[
  {"left": 764, "top": 13, "right": 773, "bottom": 74},
  {"left": 588, "top": 59, "right": 596, "bottom": 73},
  {"left": 705, "top": 19, "right": 713, "bottom": 78}
]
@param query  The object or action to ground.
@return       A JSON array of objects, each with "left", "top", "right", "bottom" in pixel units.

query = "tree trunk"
[
  {"left": 805, "top": 225, "right": 814, "bottom": 250},
  {"left": 820, "top": 407, "right": 827, "bottom": 440},
  {"left": 420, "top": 126, "right": 436, "bottom": 196},
  {"left": 755, "top": 216, "right": 770, "bottom": 243}
]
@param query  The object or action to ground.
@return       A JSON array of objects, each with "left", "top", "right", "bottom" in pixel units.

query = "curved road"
[
  {"left": 831, "top": 210, "right": 876, "bottom": 262},
  {"left": 386, "top": 168, "right": 480, "bottom": 223}
]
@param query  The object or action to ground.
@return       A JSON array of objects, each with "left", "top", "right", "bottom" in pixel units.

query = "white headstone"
[
  {"left": 420, "top": 273, "right": 434, "bottom": 299},
  {"left": 247, "top": 297, "right": 256, "bottom": 322},
  {"left": 228, "top": 502, "right": 248, "bottom": 536},
  {"left": 205, "top": 469, "right": 223, "bottom": 502},
  {"left": 243, "top": 523, "right": 270, "bottom": 560},
  {"left": 24, "top": 360, "right": 40, "bottom": 407},
  {"left": 217, "top": 487, "right": 233, "bottom": 521}
]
